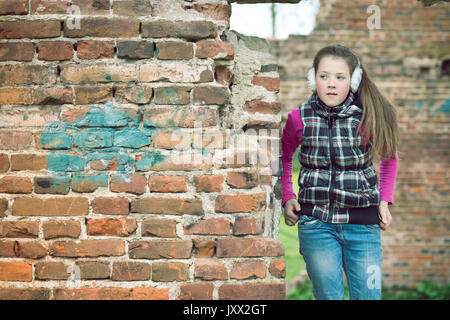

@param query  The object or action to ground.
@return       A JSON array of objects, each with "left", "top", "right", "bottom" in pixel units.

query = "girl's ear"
[{"left": 307, "top": 67, "right": 316, "bottom": 92}]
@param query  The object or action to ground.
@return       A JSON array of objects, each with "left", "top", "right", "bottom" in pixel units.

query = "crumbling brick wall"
[
  {"left": 0, "top": 0, "right": 286, "bottom": 300},
  {"left": 270, "top": 0, "right": 449, "bottom": 288}
]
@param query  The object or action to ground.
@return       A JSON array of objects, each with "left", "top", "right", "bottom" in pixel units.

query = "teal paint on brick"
[
  {"left": 47, "top": 152, "right": 86, "bottom": 172},
  {"left": 135, "top": 151, "right": 167, "bottom": 171},
  {"left": 41, "top": 132, "right": 72, "bottom": 149},
  {"left": 73, "top": 130, "right": 114, "bottom": 148},
  {"left": 114, "top": 128, "right": 151, "bottom": 148},
  {"left": 67, "top": 103, "right": 139, "bottom": 128},
  {"left": 435, "top": 98, "right": 450, "bottom": 113},
  {"left": 87, "top": 151, "right": 132, "bottom": 172},
  {"left": 71, "top": 174, "right": 108, "bottom": 192}
]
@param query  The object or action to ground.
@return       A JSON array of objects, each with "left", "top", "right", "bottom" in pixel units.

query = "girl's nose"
[{"left": 327, "top": 78, "right": 336, "bottom": 87}]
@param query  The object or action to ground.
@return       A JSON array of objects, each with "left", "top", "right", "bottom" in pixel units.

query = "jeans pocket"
[
  {"left": 363, "top": 223, "right": 380, "bottom": 233},
  {"left": 297, "top": 215, "right": 322, "bottom": 230}
]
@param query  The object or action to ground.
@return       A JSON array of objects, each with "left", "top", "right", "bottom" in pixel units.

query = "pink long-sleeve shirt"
[{"left": 281, "top": 107, "right": 398, "bottom": 208}]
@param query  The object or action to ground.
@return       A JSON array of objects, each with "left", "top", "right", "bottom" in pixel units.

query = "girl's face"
[{"left": 315, "top": 56, "right": 351, "bottom": 107}]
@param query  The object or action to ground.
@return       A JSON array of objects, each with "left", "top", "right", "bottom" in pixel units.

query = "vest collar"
[{"left": 309, "top": 92, "right": 362, "bottom": 119}]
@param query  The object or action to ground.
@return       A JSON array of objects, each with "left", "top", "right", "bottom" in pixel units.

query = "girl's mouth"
[{"left": 327, "top": 93, "right": 337, "bottom": 96}]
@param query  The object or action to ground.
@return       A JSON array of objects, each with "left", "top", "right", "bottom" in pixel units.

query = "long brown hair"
[{"left": 312, "top": 45, "right": 399, "bottom": 161}]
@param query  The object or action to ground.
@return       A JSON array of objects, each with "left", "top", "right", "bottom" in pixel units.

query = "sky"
[{"left": 230, "top": 0, "right": 320, "bottom": 39}]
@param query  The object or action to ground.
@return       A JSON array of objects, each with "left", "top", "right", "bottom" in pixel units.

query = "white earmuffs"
[{"left": 307, "top": 55, "right": 363, "bottom": 93}]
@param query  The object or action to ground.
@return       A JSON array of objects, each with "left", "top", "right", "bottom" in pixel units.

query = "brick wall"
[
  {"left": 270, "top": 0, "right": 449, "bottom": 288},
  {"left": 0, "top": 0, "right": 286, "bottom": 300}
]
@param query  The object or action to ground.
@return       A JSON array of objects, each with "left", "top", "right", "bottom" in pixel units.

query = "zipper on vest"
[{"left": 327, "top": 114, "right": 336, "bottom": 206}]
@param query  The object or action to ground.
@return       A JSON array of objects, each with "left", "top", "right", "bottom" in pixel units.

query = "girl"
[{"left": 281, "top": 45, "right": 399, "bottom": 300}]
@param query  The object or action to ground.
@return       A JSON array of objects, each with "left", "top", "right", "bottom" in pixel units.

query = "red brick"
[
  {"left": 141, "top": 20, "right": 217, "bottom": 40},
  {"left": 0, "top": 288, "right": 50, "bottom": 300},
  {"left": 156, "top": 41, "right": 193, "bottom": 60},
  {"left": 141, "top": 218, "right": 177, "bottom": 238},
  {"left": 43, "top": 220, "right": 81, "bottom": 239},
  {"left": 193, "top": 238, "right": 216, "bottom": 258},
  {"left": 152, "top": 262, "right": 189, "bottom": 282},
  {"left": 132, "top": 287, "right": 169, "bottom": 300},
  {"left": 76, "top": 40, "right": 115, "bottom": 59},
  {"left": 0, "top": 221, "right": 39, "bottom": 238},
  {"left": 0, "top": 176, "right": 32, "bottom": 193},
  {"left": 0, "top": 262, "right": 32, "bottom": 281},
  {"left": 0, "top": 0, "right": 28, "bottom": 15},
  {"left": 131, "top": 197, "right": 203, "bottom": 216},
  {"left": 226, "top": 170, "right": 259, "bottom": 189},
  {"left": 92, "top": 197, "right": 130, "bottom": 215},
  {"left": 214, "top": 65, "right": 233, "bottom": 86},
  {"left": 0, "top": 65, "right": 57, "bottom": 85},
  {"left": 37, "top": 41, "right": 74, "bottom": 61},
  {"left": 187, "top": 4, "right": 229, "bottom": 21},
  {"left": 0, "top": 154, "right": 9, "bottom": 172},
  {"left": 63, "top": 17, "right": 139, "bottom": 38},
  {"left": 193, "top": 86, "right": 229, "bottom": 105},
  {"left": 0, "top": 131, "right": 33, "bottom": 150},
  {"left": 74, "top": 85, "right": 113, "bottom": 104},
  {"left": 219, "top": 283, "right": 285, "bottom": 300},
  {"left": 110, "top": 174, "right": 146, "bottom": 195},
  {"left": 0, "top": 198, "right": 7, "bottom": 217},
  {"left": 214, "top": 193, "right": 266, "bottom": 213},
  {"left": 178, "top": 283, "right": 214, "bottom": 300},
  {"left": 230, "top": 261, "right": 266, "bottom": 280},
  {"left": 32, "top": 87, "right": 73, "bottom": 105},
  {"left": 129, "top": 240, "right": 192, "bottom": 259},
  {"left": 35, "top": 261, "right": 70, "bottom": 280},
  {"left": 153, "top": 86, "right": 190, "bottom": 105},
  {"left": 148, "top": 175, "right": 187, "bottom": 193},
  {"left": 54, "top": 288, "right": 130, "bottom": 300},
  {"left": 251, "top": 76, "right": 280, "bottom": 92},
  {"left": 233, "top": 217, "right": 261, "bottom": 236},
  {"left": 60, "top": 63, "right": 137, "bottom": 83},
  {"left": 196, "top": 40, "right": 234, "bottom": 60},
  {"left": 0, "top": 241, "right": 47, "bottom": 259},
  {"left": 49, "top": 239, "right": 125, "bottom": 257},
  {"left": 244, "top": 99, "right": 282, "bottom": 115},
  {"left": 12, "top": 197, "right": 89, "bottom": 216},
  {"left": 75, "top": 261, "right": 110, "bottom": 280},
  {"left": 87, "top": 219, "right": 137, "bottom": 237},
  {"left": 112, "top": 0, "right": 154, "bottom": 16},
  {"left": 194, "top": 175, "right": 223, "bottom": 192},
  {"left": 112, "top": 261, "right": 151, "bottom": 281},
  {"left": 269, "top": 260, "right": 286, "bottom": 279},
  {"left": 0, "top": 87, "right": 32, "bottom": 105},
  {"left": 184, "top": 218, "right": 230, "bottom": 235},
  {"left": 194, "top": 259, "right": 228, "bottom": 280},
  {"left": 0, "top": 20, "right": 60, "bottom": 39},
  {"left": 216, "top": 238, "right": 284, "bottom": 258}
]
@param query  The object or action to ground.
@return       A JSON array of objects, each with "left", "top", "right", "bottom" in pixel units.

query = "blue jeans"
[{"left": 297, "top": 215, "right": 383, "bottom": 300}]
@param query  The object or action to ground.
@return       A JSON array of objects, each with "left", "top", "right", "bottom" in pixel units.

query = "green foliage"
[{"left": 287, "top": 280, "right": 450, "bottom": 300}]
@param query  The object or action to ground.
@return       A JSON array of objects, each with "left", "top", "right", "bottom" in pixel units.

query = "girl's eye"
[
  {"left": 319, "top": 74, "right": 327, "bottom": 79},
  {"left": 337, "top": 76, "right": 345, "bottom": 80}
]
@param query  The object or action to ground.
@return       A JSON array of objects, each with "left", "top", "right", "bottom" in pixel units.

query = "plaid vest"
[{"left": 297, "top": 93, "right": 380, "bottom": 223}]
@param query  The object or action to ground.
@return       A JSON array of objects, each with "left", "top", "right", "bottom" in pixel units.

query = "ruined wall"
[
  {"left": 269, "top": 0, "right": 449, "bottom": 288},
  {"left": 0, "top": 0, "right": 286, "bottom": 300}
]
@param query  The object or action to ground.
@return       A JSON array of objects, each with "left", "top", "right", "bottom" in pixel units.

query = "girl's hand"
[
  {"left": 284, "top": 199, "right": 301, "bottom": 226},
  {"left": 378, "top": 200, "right": 392, "bottom": 230}
]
